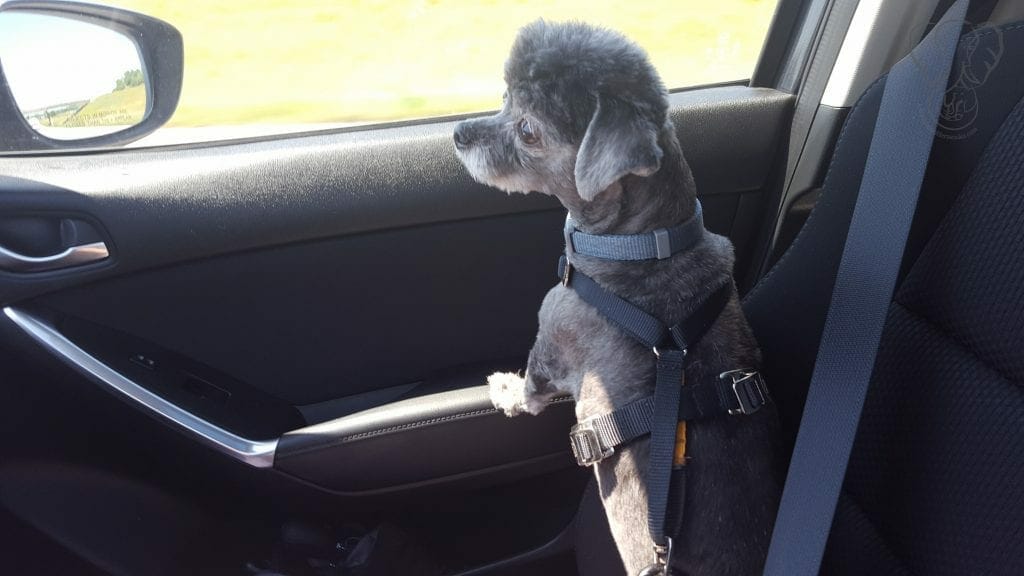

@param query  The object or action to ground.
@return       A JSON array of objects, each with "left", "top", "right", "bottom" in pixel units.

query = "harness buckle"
[
  {"left": 639, "top": 537, "right": 673, "bottom": 576},
  {"left": 559, "top": 256, "right": 574, "bottom": 286},
  {"left": 569, "top": 421, "right": 613, "bottom": 466},
  {"left": 720, "top": 369, "right": 771, "bottom": 415},
  {"left": 564, "top": 214, "right": 576, "bottom": 257},
  {"left": 653, "top": 228, "right": 671, "bottom": 259}
]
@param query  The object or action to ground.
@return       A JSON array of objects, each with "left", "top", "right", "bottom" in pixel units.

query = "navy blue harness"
[{"left": 559, "top": 201, "right": 770, "bottom": 575}]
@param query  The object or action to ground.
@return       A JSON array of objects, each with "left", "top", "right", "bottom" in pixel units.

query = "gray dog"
[{"left": 453, "top": 21, "right": 781, "bottom": 575}]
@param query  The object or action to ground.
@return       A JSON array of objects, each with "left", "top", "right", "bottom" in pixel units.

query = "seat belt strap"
[{"left": 761, "top": 1, "right": 971, "bottom": 575}]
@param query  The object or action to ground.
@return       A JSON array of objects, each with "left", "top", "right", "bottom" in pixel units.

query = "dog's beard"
[{"left": 455, "top": 146, "right": 536, "bottom": 194}]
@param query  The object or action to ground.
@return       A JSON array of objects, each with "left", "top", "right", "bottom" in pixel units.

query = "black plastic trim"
[
  {"left": 752, "top": 0, "right": 821, "bottom": 89},
  {"left": 58, "top": 311, "right": 305, "bottom": 439},
  {"left": 749, "top": 0, "right": 860, "bottom": 282},
  {"left": 763, "top": 104, "right": 849, "bottom": 268}
]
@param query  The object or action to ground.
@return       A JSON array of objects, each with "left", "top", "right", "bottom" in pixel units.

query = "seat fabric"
[
  {"left": 822, "top": 91, "right": 1024, "bottom": 576},
  {"left": 575, "top": 22, "right": 1024, "bottom": 576},
  {"left": 749, "top": 23, "right": 1024, "bottom": 576}
]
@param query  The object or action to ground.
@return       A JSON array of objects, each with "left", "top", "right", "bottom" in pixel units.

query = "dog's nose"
[{"left": 453, "top": 122, "right": 473, "bottom": 150}]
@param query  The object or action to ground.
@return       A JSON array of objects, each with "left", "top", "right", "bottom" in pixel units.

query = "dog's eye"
[{"left": 517, "top": 118, "right": 540, "bottom": 145}]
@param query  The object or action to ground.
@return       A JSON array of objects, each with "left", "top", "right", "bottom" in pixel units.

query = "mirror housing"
[{"left": 0, "top": 0, "right": 182, "bottom": 152}]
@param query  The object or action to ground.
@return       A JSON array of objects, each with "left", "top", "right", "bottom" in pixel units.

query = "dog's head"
[{"left": 454, "top": 20, "right": 670, "bottom": 209}]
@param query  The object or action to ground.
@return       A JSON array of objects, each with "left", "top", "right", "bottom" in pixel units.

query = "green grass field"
[
  {"left": 63, "top": 84, "right": 146, "bottom": 127},
  {"left": 107, "top": 1, "right": 777, "bottom": 127}
]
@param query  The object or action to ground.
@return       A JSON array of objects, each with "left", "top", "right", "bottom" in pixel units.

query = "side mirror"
[{"left": 0, "top": 0, "right": 183, "bottom": 151}]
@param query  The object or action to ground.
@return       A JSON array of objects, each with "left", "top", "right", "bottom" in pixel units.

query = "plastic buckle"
[
  {"left": 562, "top": 215, "right": 576, "bottom": 287},
  {"left": 653, "top": 228, "right": 671, "bottom": 259},
  {"left": 719, "top": 369, "right": 771, "bottom": 415},
  {"left": 569, "top": 423, "right": 613, "bottom": 466},
  {"left": 563, "top": 214, "right": 576, "bottom": 258},
  {"left": 559, "top": 255, "right": 573, "bottom": 287},
  {"left": 639, "top": 537, "right": 673, "bottom": 576}
]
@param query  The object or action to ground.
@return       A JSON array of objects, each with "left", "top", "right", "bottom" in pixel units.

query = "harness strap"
[
  {"left": 648, "top": 348, "right": 686, "bottom": 548},
  {"left": 570, "top": 368, "right": 771, "bottom": 466},
  {"left": 561, "top": 259, "right": 769, "bottom": 468},
  {"left": 557, "top": 228, "right": 770, "bottom": 572},
  {"left": 558, "top": 255, "right": 733, "bottom": 351},
  {"left": 559, "top": 255, "right": 668, "bottom": 348},
  {"left": 566, "top": 201, "right": 705, "bottom": 261}
]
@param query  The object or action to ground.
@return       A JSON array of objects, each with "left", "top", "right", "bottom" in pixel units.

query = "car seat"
[{"left": 575, "top": 17, "right": 1024, "bottom": 576}]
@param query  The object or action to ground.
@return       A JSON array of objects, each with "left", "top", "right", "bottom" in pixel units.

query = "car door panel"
[
  {"left": 0, "top": 86, "right": 790, "bottom": 303},
  {"left": 1, "top": 85, "right": 791, "bottom": 475},
  {"left": 0, "top": 84, "right": 793, "bottom": 573}
]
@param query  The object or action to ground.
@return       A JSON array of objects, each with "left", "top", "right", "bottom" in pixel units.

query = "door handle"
[{"left": 0, "top": 241, "right": 109, "bottom": 273}]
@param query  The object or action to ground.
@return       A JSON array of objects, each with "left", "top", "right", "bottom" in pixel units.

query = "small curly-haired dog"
[{"left": 453, "top": 20, "right": 781, "bottom": 575}]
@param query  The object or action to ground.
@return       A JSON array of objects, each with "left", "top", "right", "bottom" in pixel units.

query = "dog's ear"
[{"left": 575, "top": 96, "right": 663, "bottom": 201}]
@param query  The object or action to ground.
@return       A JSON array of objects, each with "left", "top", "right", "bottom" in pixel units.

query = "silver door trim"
[{"left": 3, "top": 307, "right": 278, "bottom": 468}]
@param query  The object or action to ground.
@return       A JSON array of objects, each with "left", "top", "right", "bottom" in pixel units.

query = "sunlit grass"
[
  {"left": 63, "top": 84, "right": 146, "bottom": 127},
  {"left": 106, "top": 0, "right": 778, "bottom": 127}
]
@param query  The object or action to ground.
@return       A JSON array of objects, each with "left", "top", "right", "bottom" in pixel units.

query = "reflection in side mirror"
[{"left": 0, "top": 11, "right": 150, "bottom": 140}]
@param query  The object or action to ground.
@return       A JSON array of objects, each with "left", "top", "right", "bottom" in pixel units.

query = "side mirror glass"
[
  {"left": 0, "top": 0, "right": 182, "bottom": 152},
  {"left": 0, "top": 11, "right": 149, "bottom": 140}
]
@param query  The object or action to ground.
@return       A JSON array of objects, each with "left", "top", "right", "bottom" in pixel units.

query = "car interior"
[{"left": 0, "top": 0, "right": 1022, "bottom": 575}]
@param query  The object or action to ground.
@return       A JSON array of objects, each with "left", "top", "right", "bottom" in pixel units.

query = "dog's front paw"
[{"left": 488, "top": 372, "right": 529, "bottom": 417}]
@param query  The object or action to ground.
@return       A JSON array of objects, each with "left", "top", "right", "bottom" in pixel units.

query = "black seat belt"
[{"left": 762, "top": 1, "right": 971, "bottom": 574}]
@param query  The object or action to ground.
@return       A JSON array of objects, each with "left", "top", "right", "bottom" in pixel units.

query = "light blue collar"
[{"left": 564, "top": 200, "right": 705, "bottom": 261}]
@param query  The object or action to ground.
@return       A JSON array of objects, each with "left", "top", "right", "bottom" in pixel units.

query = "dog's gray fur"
[{"left": 454, "top": 21, "right": 781, "bottom": 575}]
